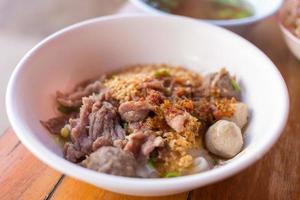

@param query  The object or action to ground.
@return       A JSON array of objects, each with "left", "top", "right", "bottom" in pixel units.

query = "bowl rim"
[
  {"left": 6, "top": 14, "right": 290, "bottom": 196},
  {"left": 129, "top": 0, "right": 284, "bottom": 26}
]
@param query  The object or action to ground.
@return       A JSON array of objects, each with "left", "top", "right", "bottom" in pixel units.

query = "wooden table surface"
[{"left": 0, "top": 17, "right": 299, "bottom": 200}]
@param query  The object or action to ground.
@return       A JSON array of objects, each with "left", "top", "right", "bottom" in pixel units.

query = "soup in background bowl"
[
  {"left": 130, "top": 0, "right": 284, "bottom": 34},
  {"left": 143, "top": 0, "right": 253, "bottom": 20}
]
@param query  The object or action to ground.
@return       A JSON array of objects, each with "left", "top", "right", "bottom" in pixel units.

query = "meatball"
[
  {"left": 205, "top": 120, "right": 243, "bottom": 158},
  {"left": 224, "top": 103, "right": 248, "bottom": 129},
  {"left": 82, "top": 146, "right": 137, "bottom": 177},
  {"left": 189, "top": 157, "right": 211, "bottom": 174},
  {"left": 136, "top": 164, "right": 159, "bottom": 178}
]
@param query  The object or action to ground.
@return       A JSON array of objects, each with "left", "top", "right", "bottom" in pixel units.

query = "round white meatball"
[
  {"left": 189, "top": 157, "right": 211, "bottom": 174},
  {"left": 205, "top": 120, "right": 243, "bottom": 158},
  {"left": 224, "top": 103, "right": 248, "bottom": 129}
]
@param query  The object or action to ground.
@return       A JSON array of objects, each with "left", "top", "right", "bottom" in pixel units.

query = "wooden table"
[{"left": 0, "top": 17, "right": 299, "bottom": 200}]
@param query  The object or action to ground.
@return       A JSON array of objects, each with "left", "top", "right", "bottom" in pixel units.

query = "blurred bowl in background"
[
  {"left": 279, "top": 23, "right": 300, "bottom": 60},
  {"left": 130, "top": 0, "right": 283, "bottom": 34},
  {"left": 278, "top": 0, "right": 300, "bottom": 60}
]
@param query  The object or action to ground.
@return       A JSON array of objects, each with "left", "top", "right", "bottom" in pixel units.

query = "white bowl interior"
[
  {"left": 130, "top": 0, "right": 283, "bottom": 26},
  {"left": 6, "top": 15, "right": 289, "bottom": 196}
]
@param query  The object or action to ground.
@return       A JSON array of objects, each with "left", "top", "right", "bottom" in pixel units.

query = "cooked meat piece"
[
  {"left": 205, "top": 120, "right": 243, "bottom": 158},
  {"left": 163, "top": 101, "right": 201, "bottom": 134},
  {"left": 142, "top": 79, "right": 164, "bottom": 91},
  {"left": 118, "top": 101, "right": 153, "bottom": 122},
  {"left": 64, "top": 93, "right": 125, "bottom": 162},
  {"left": 196, "top": 68, "right": 240, "bottom": 100},
  {"left": 64, "top": 142, "right": 85, "bottom": 163},
  {"left": 89, "top": 101, "right": 125, "bottom": 141},
  {"left": 113, "top": 139, "right": 128, "bottom": 149},
  {"left": 173, "top": 86, "right": 192, "bottom": 98},
  {"left": 40, "top": 115, "right": 70, "bottom": 134},
  {"left": 69, "top": 97, "right": 93, "bottom": 144},
  {"left": 92, "top": 136, "right": 112, "bottom": 151},
  {"left": 157, "top": 147, "right": 168, "bottom": 161},
  {"left": 64, "top": 138, "right": 93, "bottom": 163},
  {"left": 64, "top": 97, "right": 96, "bottom": 162},
  {"left": 124, "top": 131, "right": 164, "bottom": 158},
  {"left": 141, "top": 135, "right": 164, "bottom": 156},
  {"left": 128, "top": 122, "right": 145, "bottom": 133},
  {"left": 165, "top": 112, "right": 190, "bottom": 132},
  {"left": 82, "top": 146, "right": 137, "bottom": 177},
  {"left": 146, "top": 90, "right": 165, "bottom": 105},
  {"left": 124, "top": 131, "right": 148, "bottom": 156},
  {"left": 56, "top": 77, "right": 105, "bottom": 107},
  {"left": 213, "top": 69, "right": 240, "bottom": 100},
  {"left": 223, "top": 102, "right": 248, "bottom": 129}
]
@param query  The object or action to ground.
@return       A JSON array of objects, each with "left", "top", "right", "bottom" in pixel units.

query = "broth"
[{"left": 144, "top": 0, "right": 253, "bottom": 20}]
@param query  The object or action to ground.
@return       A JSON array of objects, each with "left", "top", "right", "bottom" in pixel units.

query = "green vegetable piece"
[
  {"left": 123, "top": 122, "right": 130, "bottom": 135},
  {"left": 147, "top": 149, "right": 159, "bottom": 168},
  {"left": 60, "top": 126, "right": 70, "bottom": 138},
  {"left": 123, "top": 122, "right": 128, "bottom": 130},
  {"left": 165, "top": 171, "right": 180, "bottom": 178},
  {"left": 154, "top": 68, "right": 171, "bottom": 78},
  {"left": 230, "top": 79, "right": 241, "bottom": 92},
  {"left": 147, "top": 159, "right": 156, "bottom": 168},
  {"left": 212, "top": 158, "right": 219, "bottom": 165}
]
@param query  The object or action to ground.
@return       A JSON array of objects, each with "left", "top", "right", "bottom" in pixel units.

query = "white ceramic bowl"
[
  {"left": 6, "top": 15, "right": 289, "bottom": 196},
  {"left": 130, "top": 0, "right": 283, "bottom": 33},
  {"left": 278, "top": 0, "right": 300, "bottom": 60}
]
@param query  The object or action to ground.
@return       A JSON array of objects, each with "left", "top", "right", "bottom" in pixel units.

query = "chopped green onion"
[
  {"left": 154, "top": 68, "right": 171, "bottom": 78},
  {"left": 60, "top": 125, "right": 70, "bottom": 138},
  {"left": 123, "top": 122, "right": 131, "bottom": 135},
  {"left": 123, "top": 122, "right": 128, "bottom": 130},
  {"left": 165, "top": 171, "right": 180, "bottom": 178},
  {"left": 230, "top": 79, "right": 241, "bottom": 92}
]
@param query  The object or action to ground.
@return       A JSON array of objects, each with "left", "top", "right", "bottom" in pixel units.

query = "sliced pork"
[
  {"left": 64, "top": 94, "right": 125, "bottom": 162},
  {"left": 57, "top": 77, "right": 106, "bottom": 108},
  {"left": 118, "top": 101, "right": 153, "bottom": 122}
]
